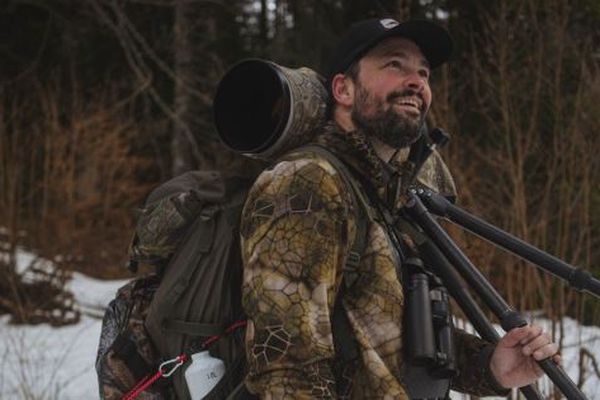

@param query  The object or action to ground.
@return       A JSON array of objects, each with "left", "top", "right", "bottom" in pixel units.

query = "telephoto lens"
[{"left": 213, "top": 59, "right": 327, "bottom": 160}]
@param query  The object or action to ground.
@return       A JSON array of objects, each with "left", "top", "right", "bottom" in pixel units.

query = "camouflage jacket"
[{"left": 240, "top": 121, "right": 508, "bottom": 399}]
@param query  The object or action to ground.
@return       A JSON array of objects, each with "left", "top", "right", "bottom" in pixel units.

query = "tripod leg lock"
[
  {"left": 568, "top": 267, "right": 592, "bottom": 292},
  {"left": 499, "top": 310, "right": 527, "bottom": 331}
]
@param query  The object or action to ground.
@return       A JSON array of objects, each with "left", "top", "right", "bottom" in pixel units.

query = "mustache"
[{"left": 386, "top": 89, "right": 422, "bottom": 104}]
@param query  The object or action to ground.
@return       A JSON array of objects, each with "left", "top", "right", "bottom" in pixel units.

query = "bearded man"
[{"left": 239, "top": 18, "right": 559, "bottom": 399}]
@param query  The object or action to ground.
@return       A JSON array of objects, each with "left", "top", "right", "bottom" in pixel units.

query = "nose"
[{"left": 405, "top": 72, "right": 426, "bottom": 93}]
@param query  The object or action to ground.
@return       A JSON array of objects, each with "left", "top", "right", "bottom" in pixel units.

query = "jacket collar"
[
  {"left": 314, "top": 120, "right": 416, "bottom": 204},
  {"left": 314, "top": 121, "right": 394, "bottom": 190},
  {"left": 312, "top": 120, "right": 458, "bottom": 206}
]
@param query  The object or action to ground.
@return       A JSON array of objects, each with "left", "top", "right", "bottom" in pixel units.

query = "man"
[{"left": 240, "top": 18, "right": 559, "bottom": 398}]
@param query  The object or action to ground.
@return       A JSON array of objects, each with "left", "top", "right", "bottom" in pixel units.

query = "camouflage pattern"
[
  {"left": 240, "top": 121, "right": 506, "bottom": 398},
  {"left": 130, "top": 191, "right": 202, "bottom": 263},
  {"left": 453, "top": 330, "right": 510, "bottom": 396},
  {"left": 96, "top": 275, "right": 173, "bottom": 400},
  {"left": 100, "top": 170, "right": 254, "bottom": 400},
  {"left": 313, "top": 122, "right": 457, "bottom": 206},
  {"left": 249, "top": 64, "right": 328, "bottom": 161}
]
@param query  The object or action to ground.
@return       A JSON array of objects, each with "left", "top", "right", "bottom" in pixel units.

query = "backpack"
[
  {"left": 96, "top": 170, "right": 254, "bottom": 400},
  {"left": 95, "top": 147, "right": 371, "bottom": 400}
]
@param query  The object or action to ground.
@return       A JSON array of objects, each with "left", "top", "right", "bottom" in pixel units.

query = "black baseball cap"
[{"left": 326, "top": 18, "right": 453, "bottom": 84}]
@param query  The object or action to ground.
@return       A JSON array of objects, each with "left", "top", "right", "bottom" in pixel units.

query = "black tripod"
[{"left": 398, "top": 188, "right": 600, "bottom": 400}]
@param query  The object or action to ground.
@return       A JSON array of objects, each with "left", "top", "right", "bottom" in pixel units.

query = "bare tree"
[
  {"left": 172, "top": 1, "right": 207, "bottom": 174},
  {"left": 431, "top": 0, "right": 600, "bottom": 324}
]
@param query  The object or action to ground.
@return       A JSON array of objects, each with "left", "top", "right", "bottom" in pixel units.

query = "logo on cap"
[{"left": 380, "top": 18, "right": 399, "bottom": 29}]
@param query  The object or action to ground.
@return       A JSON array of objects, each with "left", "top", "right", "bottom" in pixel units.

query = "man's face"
[{"left": 350, "top": 37, "right": 432, "bottom": 148}]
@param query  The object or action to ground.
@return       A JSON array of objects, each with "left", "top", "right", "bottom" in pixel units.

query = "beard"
[{"left": 351, "top": 83, "right": 425, "bottom": 148}]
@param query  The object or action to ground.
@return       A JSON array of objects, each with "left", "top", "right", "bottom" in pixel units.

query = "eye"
[
  {"left": 419, "top": 68, "right": 430, "bottom": 80},
  {"left": 387, "top": 60, "right": 403, "bottom": 69}
]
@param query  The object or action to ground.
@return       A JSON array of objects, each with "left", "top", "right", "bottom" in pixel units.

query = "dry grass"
[
  {"left": 430, "top": 0, "right": 600, "bottom": 330},
  {"left": 0, "top": 78, "right": 157, "bottom": 323}
]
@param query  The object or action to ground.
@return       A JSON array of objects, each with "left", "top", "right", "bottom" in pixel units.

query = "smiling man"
[
  {"left": 337, "top": 37, "right": 431, "bottom": 150},
  {"left": 240, "top": 18, "right": 559, "bottom": 399}
]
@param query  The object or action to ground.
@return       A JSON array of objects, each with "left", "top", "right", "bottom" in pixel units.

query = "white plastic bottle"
[{"left": 184, "top": 351, "right": 226, "bottom": 399}]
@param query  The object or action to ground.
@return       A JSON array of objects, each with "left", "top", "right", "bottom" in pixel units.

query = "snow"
[
  {"left": 0, "top": 267, "right": 127, "bottom": 400},
  {"left": 0, "top": 248, "right": 599, "bottom": 399},
  {"left": 450, "top": 317, "right": 600, "bottom": 399},
  {"left": 1, "top": 314, "right": 104, "bottom": 399}
]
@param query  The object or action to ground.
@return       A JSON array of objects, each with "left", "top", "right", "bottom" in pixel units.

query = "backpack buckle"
[
  {"left": 345, "top": 251, "right": 361, "bottom": 269},
  {"left": 342, "top": 251, "right": 362, "bottom": 289}
]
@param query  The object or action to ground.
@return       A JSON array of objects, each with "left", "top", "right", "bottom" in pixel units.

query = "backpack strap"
[
  {"left": 294, "top": 145, "right": 376, "bottom": 283},
  {"left": 158, "top": 191, "right": 249, "bottom": 336},
  {"left": 285, "top": 144, "right": 376, "bottom": 362},
  {"left": 161, "top": 320, "right": 225, "bottom": 336}
]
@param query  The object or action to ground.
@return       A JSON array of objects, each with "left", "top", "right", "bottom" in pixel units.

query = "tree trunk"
[{"left": 172, "top": 1, "right": 207, "bottom": 175}]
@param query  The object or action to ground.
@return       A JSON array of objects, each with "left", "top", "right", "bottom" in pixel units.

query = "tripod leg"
[
  {"left": 417, "top": 236, "right": 543, "bottom": 400},
  {"left": 405, "top": 193, "right": 586, "bottom": 400},
  {"left": 417, "top": 189, "right": 600, "bottom": 299}
]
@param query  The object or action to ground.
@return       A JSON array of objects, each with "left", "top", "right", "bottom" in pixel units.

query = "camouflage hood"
[{"left": 313, "top": 121, "right": 457, "bottom": 204}]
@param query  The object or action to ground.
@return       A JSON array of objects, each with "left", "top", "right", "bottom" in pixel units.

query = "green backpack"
[
  {"left": 95, "top": 147, "right": 370, "bottom": 400},
  {"left": 96, "top": 170, "right": 255, "bottom": 400}
]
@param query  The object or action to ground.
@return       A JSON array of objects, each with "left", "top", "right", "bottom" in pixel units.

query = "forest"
[{"left": 1, "top": 0, "right": 599, "bottom": 360}]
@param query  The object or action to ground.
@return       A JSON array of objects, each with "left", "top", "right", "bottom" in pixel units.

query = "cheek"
[
  {"left": 375, "top": 79, "right": 396, "bottom": 100},
  {"left": 423, "top": 86, "right": 432, "bottom": 110},
  {"left": 367, "top": 84, "right": 392, "bottom": 107},
  {"left": 353, "top": 86, "right": 381, "bottom": 115}
]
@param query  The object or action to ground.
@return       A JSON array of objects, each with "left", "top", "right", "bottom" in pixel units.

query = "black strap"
[
  {"left": 284, "top": 145, "right": 455, "bottom": 397},
  {"left": 161, "top": 319, "right": 225, "bottom": 336},
  {"left": 293, "top": 145, "right": 373, "bottom": 285},
  {"left": 285, "top": 145, "right": 374, "bottom": 362},
  {"left": 159, "top": 189, "right": 248, "bottom": 316},
  {"left": 160, "top": 216, "right": 216, "bottom": 308}
]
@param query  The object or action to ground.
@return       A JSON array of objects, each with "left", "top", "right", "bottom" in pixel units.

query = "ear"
[{"left": 331, "top": 73, "right": 355, "bottom": 107}]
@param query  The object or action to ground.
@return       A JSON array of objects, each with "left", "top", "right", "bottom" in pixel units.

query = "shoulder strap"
[
  {"left": 284, "top": 144, "right": 375, "bottom": 362},
  {"left": 156, "top": 190, "right": 248, "bottom": 327},
  {"left": 288, "top": 144, "right": 374, "bottom": 280}
]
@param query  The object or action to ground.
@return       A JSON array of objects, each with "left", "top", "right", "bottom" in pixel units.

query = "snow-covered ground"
[
  {"left": 0, "top": 270, "right": 127, "bottom": 400},
  {"left": 0, "top": 248, "right": 599, "bottom": 399}
]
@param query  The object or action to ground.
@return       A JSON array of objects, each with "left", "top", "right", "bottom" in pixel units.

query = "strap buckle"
[{"left": 345, "top": 251, "right": 361, "bottom": 269}]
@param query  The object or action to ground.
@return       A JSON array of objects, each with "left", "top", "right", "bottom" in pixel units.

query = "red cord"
[
  {"left": 120, "top": 320, "right": 247, "bottom": 400},
  {"left": 201, "top": 320, "right": 247, "bottom": 349},
  {"left": 122, "top": 370, "right": 163, "bottom": 400},
  {"left": 226, "top": 320, "right": 248, "bottom": 334}
]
